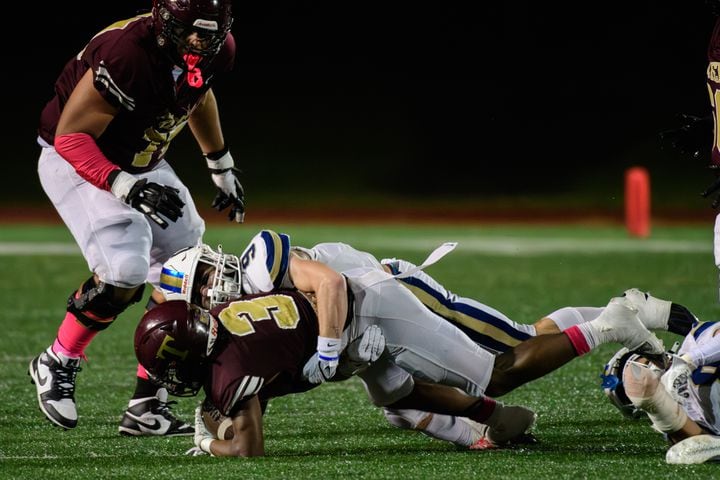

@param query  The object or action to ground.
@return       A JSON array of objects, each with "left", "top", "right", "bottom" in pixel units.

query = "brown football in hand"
[{"left": 201, "top": 396, "right": 234, "bottom": 440}]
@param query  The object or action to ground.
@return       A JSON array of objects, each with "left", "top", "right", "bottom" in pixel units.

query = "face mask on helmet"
[
  {"left": 160, "top": 243, "right": 242, "bottom": 309},
  {"left": 134, "top": 300, "right": 219, "bottom": 396},
  {"left": 152, "top": 0, "right": 233, "bottom": 61}
]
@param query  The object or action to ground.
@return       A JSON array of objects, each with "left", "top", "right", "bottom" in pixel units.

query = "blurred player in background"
[
  {"left": 154, "top": 230, "right": 695, "bottom": 451},
  {"left": 28, "top": 0, "right": 245, "bottom": 437}
]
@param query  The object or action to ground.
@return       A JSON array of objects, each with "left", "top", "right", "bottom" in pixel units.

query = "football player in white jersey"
[
  {"left": 158, "top": 230, "right": 696, "bottom": 450},
  {"left": 601, "top": 319, "right": 720, "bottom": 464}
]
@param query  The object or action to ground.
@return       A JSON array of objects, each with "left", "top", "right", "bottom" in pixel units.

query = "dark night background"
[{"left": 8, "top": 1, "right": 720, "bottom": 218}]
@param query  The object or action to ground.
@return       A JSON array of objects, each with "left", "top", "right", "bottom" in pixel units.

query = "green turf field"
[{"left": 1, "top": 223, "right": 719, "bottom": 479}]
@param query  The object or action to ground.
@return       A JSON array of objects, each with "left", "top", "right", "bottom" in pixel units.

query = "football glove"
[
  {"left": 660, "top": 354, "right": 695, "bottom": 405},
  {"left": 339, "top": 325, "right": 386, "bottom": 376},
  {"left": 193, "top": 405, "right": 216, "bottom": 455},
  {"left": 658, "top": 113, "right": 713, "bottom": 161},
  {"left": 185, "top": 447, "right": 209, "bottom": 456},
  {"left": 206, "top": 148, "right": 245, "bottom": 223},
  {"left": 109, "top": 171, "right": 185, "bottom": 229},
  {"left": 302, "top": 336, "right": 341, "bottom": 384}
]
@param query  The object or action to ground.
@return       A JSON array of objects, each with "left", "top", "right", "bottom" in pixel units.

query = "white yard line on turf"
[
  {"left": 358, "top": 237, "right": 712, "bottom": 255},
  {"left": 0, "top": 238, "right": 711, "bottom": 256}
]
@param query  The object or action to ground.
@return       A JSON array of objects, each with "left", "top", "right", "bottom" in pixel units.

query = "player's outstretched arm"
[{"left": 290, "top": 257, "right": 347, "bottom": 383}]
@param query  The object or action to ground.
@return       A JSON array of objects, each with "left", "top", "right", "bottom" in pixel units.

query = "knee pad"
[{"left": 67, "top": 277, "right": 145, "bottom": 330}]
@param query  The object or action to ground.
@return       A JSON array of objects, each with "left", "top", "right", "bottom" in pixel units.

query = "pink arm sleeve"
[{"left": 54, "top": 133, "right": 120, "bottom": 191}]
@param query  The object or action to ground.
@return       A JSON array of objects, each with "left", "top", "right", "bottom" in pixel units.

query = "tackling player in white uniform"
[{"left": 159, "top": 230, "right": 696, "bottom": 451}]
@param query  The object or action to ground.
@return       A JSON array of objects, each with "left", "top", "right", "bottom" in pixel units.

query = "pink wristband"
[{"left": 55, "top": 133, "right": 119, "bottom": 190}]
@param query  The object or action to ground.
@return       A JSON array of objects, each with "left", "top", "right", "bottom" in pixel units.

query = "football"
[{"left": 200, "top": 396, "right": 234, "bottom": 440}]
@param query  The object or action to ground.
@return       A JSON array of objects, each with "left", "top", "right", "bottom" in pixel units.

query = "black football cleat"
[{"left": 119, "top": 388, "right": 194, "bottom": 436}]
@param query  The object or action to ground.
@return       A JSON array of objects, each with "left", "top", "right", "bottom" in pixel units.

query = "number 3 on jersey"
[{"left": 218, "top": 294, "right": 301, "bottom": 336}]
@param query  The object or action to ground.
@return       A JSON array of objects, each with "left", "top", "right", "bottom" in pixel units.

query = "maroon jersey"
[
  {"left": 207, "top": 290, "right": 320, "bottom": 416},
  {"left": 708, "top": 17, "right": 720, "bottom": 167},
  {"left": 38, "top": 14, "right": 235, "bottom": 173}
]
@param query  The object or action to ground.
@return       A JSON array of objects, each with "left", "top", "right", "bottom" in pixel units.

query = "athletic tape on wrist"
[
  {"left": 206, "top": 150, "right": 234, "bottom": 173},
  {"left": 199, "top": 437, "right": 215, "bottom": 454}
]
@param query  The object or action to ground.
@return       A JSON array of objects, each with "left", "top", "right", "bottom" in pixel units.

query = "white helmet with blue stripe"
[{"left": 160, "top": 242, "right": 241, "bottom": 308}]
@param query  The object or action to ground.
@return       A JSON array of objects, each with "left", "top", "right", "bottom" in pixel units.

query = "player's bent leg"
[
  {"left": 486, "top": 332, "right": 579, "bottom": 397},
  {"left": 382, "top": 258, "right": 535, "bottom": 353},
  {"left": 485, "top": 298, "right": 666, "bottom": 398},
  {"left": 385, "top": 380, "right": 536, "bottom": 447},
  {"left": 383, "top": 408, "right": 484, "bottom": 447},
  {"left": 348, "top": 271, "right": 496, "bottom": 398}
]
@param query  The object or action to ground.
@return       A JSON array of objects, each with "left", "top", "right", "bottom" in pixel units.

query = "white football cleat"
[
  {"left": 666, "top": 434, "right": 720, "bottom": 464},
  {"left": 589, "top": 296, "right": 665, "bottom": 355},
  {"left": 28, "top": 346, "right": 82, "bottom": 429},
  {"left": 622, "top": 288, "right": 672, "bottom": 331},
  {"left": 484, "top": 404, "right": 537, "bottom": 445}
]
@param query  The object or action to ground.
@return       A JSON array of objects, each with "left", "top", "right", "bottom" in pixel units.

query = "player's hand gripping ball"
[{"left": 200, "top": 396, "right": 234, "bottom": 440}]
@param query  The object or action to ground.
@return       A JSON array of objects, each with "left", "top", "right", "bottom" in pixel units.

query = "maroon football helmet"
[
  {"left": 134, "top": 300, "right": 219, "bottom": 396},
  {"left": 152, "top": 0, "right": 233, "bottom": 58}
]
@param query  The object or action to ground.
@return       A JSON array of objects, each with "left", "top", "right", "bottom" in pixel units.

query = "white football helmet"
[{"left": 160, "top": 243, "right": 241, "bottom": 308}]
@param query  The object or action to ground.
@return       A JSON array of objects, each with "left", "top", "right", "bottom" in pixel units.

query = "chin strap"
[{"left": 184, "top": 54, "right": 204, "bottom": 88}]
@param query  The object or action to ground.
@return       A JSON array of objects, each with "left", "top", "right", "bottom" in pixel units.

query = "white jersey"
[
  {"left": 678, "top": 321, "right": 720, "bottom": 434},
  {"left": 238, "top": 229, "right": 386, "bottom": 293},
  {"left": 238, "top": 230, "right": 535, "bottom": 352},
  {"left": 237, "top": 230, "right": 496, "bottom": 403}
]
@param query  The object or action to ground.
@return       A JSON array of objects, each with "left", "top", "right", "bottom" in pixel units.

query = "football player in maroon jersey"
[
  {"left": 29, "top": 0, "right": 244, "bottom": 436},
  {"left": 659, "top": 2, "right": 720, "bottom": 206},
  {"left": 135, "top": 297, "right": 540, "bottom": 457}
]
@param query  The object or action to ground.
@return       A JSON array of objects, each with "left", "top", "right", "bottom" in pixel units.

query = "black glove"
[
  {"left": 658, "top": 113, "right": 713, "bottom": 161},
  {"left": 109, "top": 170, "right": 185, "bottom": 229},
  {"left": 210, "top": 170, "right": 246, "bottom": 223},
  {"left": 126, "top": 179, "right": 185, "bottom": 228}
]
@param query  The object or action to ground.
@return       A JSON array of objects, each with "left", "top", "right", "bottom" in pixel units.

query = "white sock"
[
  {"left": 547, "top": 306, "right": 604, "bottom": 331},
  {"left": 576, "top": 323, "right": 601, "bottom": 350},
  {"left": 383, "top": 409, "right": 477, "bottom": 447}
]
